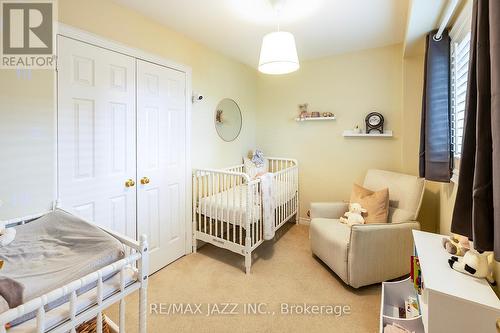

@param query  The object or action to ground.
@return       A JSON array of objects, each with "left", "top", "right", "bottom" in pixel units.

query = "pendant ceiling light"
[{"left": 258, "top": 1, "right": 299, "bottom": 75}]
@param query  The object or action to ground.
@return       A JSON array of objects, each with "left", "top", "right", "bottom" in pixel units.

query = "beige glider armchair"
[{"left": 309, "top": 169, "right": 425, "bottom": 288}]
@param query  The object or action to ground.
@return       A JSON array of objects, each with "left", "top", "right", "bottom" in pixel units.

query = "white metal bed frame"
[
  {"left": 0, "top": 209, "right": 149, "bottom": 333},
  {"left": 192, "top": 158, "right": 299, "bottom": 274}
]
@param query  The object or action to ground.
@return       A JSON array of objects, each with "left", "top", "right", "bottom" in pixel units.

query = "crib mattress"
[
  {"left": 196, "top": 180, "right": 296, "bottom": 225},
  {"left": 0, "top": 209, "right": 125, "bottom": 324}
]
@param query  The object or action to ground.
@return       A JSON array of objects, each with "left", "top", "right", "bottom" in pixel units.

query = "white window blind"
[{"left": 450, "top": 32, "right": 471, "bottom": 157}]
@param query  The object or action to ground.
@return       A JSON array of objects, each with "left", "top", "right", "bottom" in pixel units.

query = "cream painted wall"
[
  {"left": 439, "top": 182, "right": 458, "bottom": 234},
  {"left": 401, "top": 56, "right": 423, "bottom": 176},
  {"left": 256, "top": 44, "right": 404, "bottom": 221},
  {"left": 0, "top": 70, "right": 55, "bottom": 219},
  {"left": 402, "top": 53, "right": 439, "bottom": 232},
  {"left": 0, "top": 0, "right": 258, "bottom": 219}
]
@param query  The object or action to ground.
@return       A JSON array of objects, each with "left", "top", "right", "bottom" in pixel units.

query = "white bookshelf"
[
  {"left": 343, "top": 130, "right": 393, "bottom": 137},
  {"left": 380, "top": 230, "right": 500, "bottom": 332},
  {"left": 413, "top": 230, "right": 500, "bottom": 332}
]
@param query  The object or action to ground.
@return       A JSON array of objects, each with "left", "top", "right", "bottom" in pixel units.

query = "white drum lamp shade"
[{"left": 258, "top": 31, "right": 300, "bottom": 74}]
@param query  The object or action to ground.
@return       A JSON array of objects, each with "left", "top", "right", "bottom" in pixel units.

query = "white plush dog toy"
[
  {"left": 448, "top": 246, "right": 495, "bottom": 285},
  {"left": 339, "top": 203, "right": 367, "bottom": 226}
]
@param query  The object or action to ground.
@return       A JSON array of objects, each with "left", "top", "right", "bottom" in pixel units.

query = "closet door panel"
[
  {"left": 57, "top": 36, "right": 136, "bottom": 238},
  {"left": 137, "top": 60, "right": 186, "bottom": 274}
]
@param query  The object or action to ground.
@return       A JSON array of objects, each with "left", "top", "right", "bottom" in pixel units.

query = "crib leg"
[
  {"left": 245, "top": 254, "right": 251, "bottom": 274},
  {"left": 192, "top": 237, "right": 197, "bottom": 253},
  {"left": 244, "top": 235, "right": 252, "bottom": 274},
  {"left": 139, "top": 282, "right": 147, "bottom": 333},
  {"left": 245, "top": 252, "right": 251, "bottom": 274}
]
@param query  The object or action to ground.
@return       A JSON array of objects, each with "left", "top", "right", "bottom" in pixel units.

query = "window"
[
  {"left": 449, "top": 0, "right": 472, "bottom": 160},
  {"left": 450, "top": 32, "right": 471, "bottom": 158}
]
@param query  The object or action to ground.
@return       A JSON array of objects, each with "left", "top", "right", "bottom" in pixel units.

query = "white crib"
[{"left": 192, "top": 158, "right": 299, "bottom": 274}]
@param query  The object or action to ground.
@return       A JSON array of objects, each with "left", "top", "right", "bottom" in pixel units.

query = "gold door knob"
[
  {"left": 140, "top": 177, "right": 150, "bottom": 185},
  {"left": 125, "top": 179, "right": 135, "bottom": 187}
]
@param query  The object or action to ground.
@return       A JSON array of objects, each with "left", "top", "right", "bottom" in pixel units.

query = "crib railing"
[
  {"left": 0, "top": 216, "right": 148, "bottom": 333},
  {"left": 268, "top": 157, "right": 297, "bottom": 173},
  {"left": 223, "top": 164, "right": 245, "bottom": 174},
  {"left": 192, "top": 169, "right": 263, "bottom": 251},
  {"left": 269, "top": 158, "right": 299, "bottom": 228}
]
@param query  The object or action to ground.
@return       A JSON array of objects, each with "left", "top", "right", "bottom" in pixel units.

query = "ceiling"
[
  {"left": 113, "top": 0, "right": 409, "bottom": 68},
  {"left": 404, "top": 0, "right": 448, "bottom": 56}
]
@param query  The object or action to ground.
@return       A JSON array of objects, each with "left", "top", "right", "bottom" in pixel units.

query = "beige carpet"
[{"left": 106, "top": 223, "right": 381, "bottom": 333}]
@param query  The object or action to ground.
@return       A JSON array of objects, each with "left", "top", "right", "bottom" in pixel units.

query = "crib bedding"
[
  {"left": 196, "top": 180, "right": 296, "bottom": 225},
  {"left": 0, "top": 209, "right": 125, "bottom": 324},
  {"left": 197, "top": 184, "right": 260, "bottom": 225}
]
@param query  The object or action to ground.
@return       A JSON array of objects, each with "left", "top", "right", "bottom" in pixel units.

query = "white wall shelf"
[
  {"left": 343, "top": 130, "right": 393, "bottom": 137},
  {"left": 295, "top": 116, "right": 336, "bottom": 122}
]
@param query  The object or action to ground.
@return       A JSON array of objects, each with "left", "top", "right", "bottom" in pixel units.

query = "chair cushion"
[
  {"left": 350, "top": 183, "right": 389, "bottom": 223},
  {"left": 388, "top": 207, "right": 415, "bottom": 224},
  {"left": 309, "top": 218, "right": 351, "bottom": 283},
  {"left": 363, "top": 169, "right": 425, "bottom": 222}
]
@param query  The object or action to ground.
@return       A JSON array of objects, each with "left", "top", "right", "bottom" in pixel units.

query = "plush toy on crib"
[
  {"left": 442, "top": 234, "right": 470, "bottom": 256},
  {"left": 250, "top": 149, "right": 265, "bottom": 167},
  {"left": 448, "top": 246, "right": 496, "bottom": 285},
  {"left": 340, "top": 203, "right": 367, "bottom": 226}
]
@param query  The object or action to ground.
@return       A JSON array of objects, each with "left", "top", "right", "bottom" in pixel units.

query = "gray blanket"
[{"left": 0, "top": 209, "right": 125, "bottom": 324}]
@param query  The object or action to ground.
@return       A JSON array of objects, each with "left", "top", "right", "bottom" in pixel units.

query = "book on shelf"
[{"left": 410, "top": 255, "right": 423, "bottom": 295}]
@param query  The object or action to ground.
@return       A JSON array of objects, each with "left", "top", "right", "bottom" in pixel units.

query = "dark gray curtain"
[
  {"left": 451, "top": 0, "right": 500, "bottom": 259},
  {"left": 419, "top": 29, "right": 453, "bottom": 182}
]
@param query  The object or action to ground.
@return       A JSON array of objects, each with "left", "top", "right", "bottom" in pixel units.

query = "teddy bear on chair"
[{"left": 340, "top": 203, "right": 367, "bottom": 226}]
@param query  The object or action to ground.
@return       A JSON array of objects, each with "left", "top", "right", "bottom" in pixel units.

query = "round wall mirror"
[{"left": 215, "top": 98, "right": 242, "bottom": 142}]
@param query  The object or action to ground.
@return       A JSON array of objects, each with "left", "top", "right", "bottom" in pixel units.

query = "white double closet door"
[{"left": 57, "top": 36, "right": 187, "bottom": 274}]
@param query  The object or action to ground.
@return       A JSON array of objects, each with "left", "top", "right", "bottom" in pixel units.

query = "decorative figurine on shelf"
[
  {"left": 353, "top": 125, "right": 362, "bottom": 134},
  {"left": 311, "top": 111, "right": 320, "bottom": 118},
  {"left": 365, "top": 112, "right": 384, "bottom": 134},
  {"left": 322, "top": 112, "right": 334, "bottom": 118},
  {"left": 298, "top": 104, "right": 309, "bottom": 119}
]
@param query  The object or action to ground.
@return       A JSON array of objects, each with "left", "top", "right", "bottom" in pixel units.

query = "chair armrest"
[
  {"left": 347, "top": 221, "right": 420, "bottom": 288},
  {"left": 310, "top": 202, "right": 348, "bottom": 219}
]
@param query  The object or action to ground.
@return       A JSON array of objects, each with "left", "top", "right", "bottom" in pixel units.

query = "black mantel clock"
[{"left": 365, "top": 112, "right": 384, "bottom": 134}]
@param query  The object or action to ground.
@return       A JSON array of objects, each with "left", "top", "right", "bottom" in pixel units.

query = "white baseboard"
[{"left": 298, "top": 217, "right": 311, "bottom": 225}]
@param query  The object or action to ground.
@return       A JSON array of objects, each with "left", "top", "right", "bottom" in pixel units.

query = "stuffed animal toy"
[
  {"left": 340, "top": 203, "right": 366, "bottom": 226},
  {"left": 442, "top": 234, "right": 470, "bottom": 256},
  {"left": 448, "top": 247, "right": 495, "bottom": 285}
]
